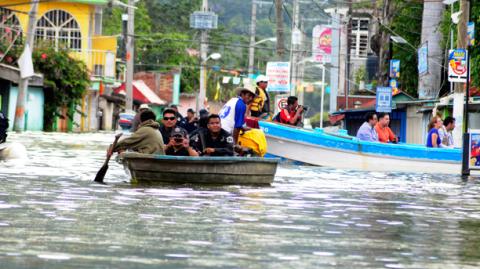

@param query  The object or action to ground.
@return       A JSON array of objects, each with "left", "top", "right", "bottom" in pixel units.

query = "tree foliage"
[{"left": 32, "top": 45, "right": 90, "bottom": 131}]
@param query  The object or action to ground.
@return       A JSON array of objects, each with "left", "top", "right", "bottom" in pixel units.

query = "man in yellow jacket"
[
  {"left": 113, "top": 110, "right": 165, "bottom": 155},
  {"left": 250, "top": 75, "right": 271, "bottom": 118}
]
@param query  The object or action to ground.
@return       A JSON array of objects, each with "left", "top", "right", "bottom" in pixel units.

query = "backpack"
[{"left": 0, "top": 112, "right": 9, "bottom": 144}]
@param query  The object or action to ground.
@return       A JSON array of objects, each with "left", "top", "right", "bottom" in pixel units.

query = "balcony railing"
[{"left": 70, "top": 49, "right": 116, "bottom": 79}]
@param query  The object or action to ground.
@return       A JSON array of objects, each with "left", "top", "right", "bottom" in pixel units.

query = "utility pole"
[
  {"left": 460, "top": 0, "right": 472, "bottom": 176},
  {"left": 125, "top": 0, "right": 135, "bottom": 112},
  {"left": 247, "top": 0, "right": 257, "bottom": 76},
  {"left": 13, "top": 1, "right": 38, "bottom": 132},
  {"left": 290, "top": 0, "right": 300, "bottom": 96},
  {"left": 274, "top": 0, "right": 285, "bottom": 58},
  {"left": 453, "top": 0, "right": 469, "bottom": 150},
  {"left": 198, "top": 0, "right": 209, "bottom": 110}
]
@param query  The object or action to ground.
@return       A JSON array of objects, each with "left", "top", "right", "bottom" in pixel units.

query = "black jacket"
[{"left": 190, "top": 128, "right": 234, "bottom": 156}]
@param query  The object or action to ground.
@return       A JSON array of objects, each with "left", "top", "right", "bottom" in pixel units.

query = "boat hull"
[
  {"left": 119, "top": 153, "right": 279, "bottom": 185},
  {"left": 259, "top": 121, "right": 463, "bottom": 174}
]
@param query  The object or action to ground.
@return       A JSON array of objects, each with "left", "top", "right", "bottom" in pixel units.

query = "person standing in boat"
[
  {"left": 160, "top": 108, "right": 186, "bottom": 145},
  {"left": 356, "top": 112, "right": 379, "bottom": 142},
  {"left": 375, "top": 113, "right": 398, "bottom": 143},
  {"left": 165, "top": 127, "right": 198, "bottom": 156},
  {"left": 438, "top": 116, "right": 455, "bottom": 148},
  {"left": 219, "top": 87, "right": 256, "bottom": 143},
  {"left": 426, "top": 116, "right": 443, "bottom": 148},
  {"left": 277, "top": 96, "right": 304, "bottom": 126},
  {"left": 250, "top": 75, "right": 271, "bottom": 119},
  {"left": 190, "top": 114, "right": 234, "bottom": 156},
  {"left": 112, "top": 110, "right": 165, "bottom": 154}
]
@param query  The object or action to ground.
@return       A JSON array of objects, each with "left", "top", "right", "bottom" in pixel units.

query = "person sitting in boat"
[
  {"left": 356, "top": 112, "right": 379, "bottom": 142},
  {"left": 426, "top": 116, "right": 443, "bottom": 148},
  {"left": 219, "top": 87, "right": 256, "bottom": 143},
  {"left": 0, "top": 111, "right": 8, "bottom": 144},
  {"left": 160, "top": 108, "right": 186, "bottom": 145},
  {"left": 250, "top": 75, "right": 271, "bottom": 119},
  {"left": 183, "top": 108, "right": 199, "bottom": 134},
  {"left": 112, "top": 110, "right": 165, "bottom": 154},
  {"left": 190, "top": 114, "right": 234, "bottom": 157},
  {"left": 438, "top": 116, "right": 455, "bottom": 148},
  {"left": 375, "top": 113, "right": 398, "bottom": 143},
  {"left": 165, "top": 127, "right": 199, "bottom": 157},
  {"left": 275, "top": 96, "right": 304, "bottom": 126},
  {"left": 130, "top": 104, "right": 151, "bottom": 132}
]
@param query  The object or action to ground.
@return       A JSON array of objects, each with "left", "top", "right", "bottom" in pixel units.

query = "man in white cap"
[
  {"left": 250, "top": 75, "right": 270, "bottom": 118},
  {"left": 219, "top": 87, "right": 256, "bottom": 143},
  {"left": 131, "top": 104, "right": 150, "bottom": 132}
]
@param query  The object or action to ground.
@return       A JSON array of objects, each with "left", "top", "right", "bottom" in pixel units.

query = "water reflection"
[{"left": 0, "top": 132, "right": 479, "bottom": 268}]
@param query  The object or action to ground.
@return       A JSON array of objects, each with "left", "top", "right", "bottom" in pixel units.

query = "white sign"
[
  {"left": 448, "top": 49, "right": 468, "bottom": 83},
  {"left": 312, "top": 25, "right": 332, "bottom": 63},
  {"left": 266, "top": 62, "right": 290, "bottom": 92},
  {"left": 18, "top": 44, "right": 34, "bottom": 79},
  {"left": 274, "top": 94, "right": 289, "bottom": 115}
]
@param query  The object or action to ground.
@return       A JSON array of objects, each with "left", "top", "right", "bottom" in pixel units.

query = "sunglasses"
[{"left": 163, "top": 117, "right": 176, "bottom": 121}]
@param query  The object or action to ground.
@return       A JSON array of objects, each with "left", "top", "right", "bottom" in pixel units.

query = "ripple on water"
[{"left": 0, "top": 132, "right": 480, "bottom": 268}]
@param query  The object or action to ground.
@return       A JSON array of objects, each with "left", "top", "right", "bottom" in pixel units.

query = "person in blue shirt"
[
  {"left": 356, "top": 112, "right": 379, "bottom": 142},
  {"left": 219, "top": 87, "right": 256, "bottom": 143},
  {"left": 426, "top": 116, "right": 443, "bottom": 148}
]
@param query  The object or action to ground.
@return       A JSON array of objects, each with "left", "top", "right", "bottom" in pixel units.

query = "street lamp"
[
  {"left": 198, "top": 52, "right": 221, "bottom": 112},
  {"left": 248, "top": 37, "right": 276, "bottom": 76}
]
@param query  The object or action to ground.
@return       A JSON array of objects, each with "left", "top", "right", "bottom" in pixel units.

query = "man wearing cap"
[
  {"left": 112, "top": 110, "right": 165, "bottom": 155},
  {"left": 183, "top": 108, "right": 199, "bottom": 134},
  {"left": 219, "top": 87, "right": 256, "bottom": 143},
  {"left": 250, "top": 75, "right": 270, "bottom": 118},
  {"left": 164, "top": 127, "right": 199, "bottom": 156},
  {"left": 131, "top": 104, "right": 151, "bottom": 132}
]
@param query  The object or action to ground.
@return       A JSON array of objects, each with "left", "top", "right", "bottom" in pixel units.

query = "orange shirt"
[{"left": 375, "top": 124, "right": 397, "bottom": 143}]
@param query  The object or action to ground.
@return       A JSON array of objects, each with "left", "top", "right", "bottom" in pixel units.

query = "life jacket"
[
  {"left": 250, "top": 86, "right": 267, "bottom": 112},
  {"left": 0, "top": 112, "right": 9, "bottom": 144}
]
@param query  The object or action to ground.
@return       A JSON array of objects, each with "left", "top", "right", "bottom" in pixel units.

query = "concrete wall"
[
  {"left": 7, "top": 86, "right": 44, "bottom": 131},
  {"left": 406, "top": 105, "right": 426, "bottom": 145}
]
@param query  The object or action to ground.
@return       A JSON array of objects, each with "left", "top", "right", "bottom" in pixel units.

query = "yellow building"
[{"left": 0, "top": 0, "right": 118, "bottom": 131}]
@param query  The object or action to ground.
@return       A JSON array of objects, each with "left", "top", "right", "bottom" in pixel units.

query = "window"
[
  {"left": 35, "top": 10, "right": 82, "bottom": 50},
  {"left": 0, "top": 7, "right": 22, "bottom": 44},
  {"left": 350, "top": 18, "right": 369, "bottom": 58}
]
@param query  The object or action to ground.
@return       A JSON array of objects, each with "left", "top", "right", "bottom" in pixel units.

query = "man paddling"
[{"left": 112, "top": 110, "right": 165, "bottom": 154}]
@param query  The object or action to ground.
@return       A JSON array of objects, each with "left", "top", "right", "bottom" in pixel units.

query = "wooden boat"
[
  {"left": 258, "top": 121, "right": 464, "bottom": 174},
  {"left": 118, "top": 152, "right": 279, "bottom": 184}
]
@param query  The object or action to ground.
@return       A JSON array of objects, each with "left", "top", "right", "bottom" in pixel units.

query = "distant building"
[{"left": 0, "top": 0, "right": 117, "bottom": 132}]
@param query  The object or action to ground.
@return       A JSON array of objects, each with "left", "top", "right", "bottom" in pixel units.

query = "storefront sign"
[
  {"left": 376, "top": 87, "right": 392, "bottom": 113},
  {"left": 312, "top": 25, "right": 332, "bottom": 63},
  {"left": 448, "top": 49, "right": 468, "bottom": 83},
  {"left": 266, "top": 62, "right": 291, "bottom": 92}
]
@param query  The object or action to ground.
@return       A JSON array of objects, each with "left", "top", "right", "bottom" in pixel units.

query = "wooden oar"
[{"left": 94, "top": 133, "right": 122, "bottom": 183}]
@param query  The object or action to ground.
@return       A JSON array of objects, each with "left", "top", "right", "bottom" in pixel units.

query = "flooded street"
[{"left": 1, "top": 132, "right": 480, "bottom": 268}]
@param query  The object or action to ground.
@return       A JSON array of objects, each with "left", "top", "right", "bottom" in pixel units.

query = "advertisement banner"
[
  {"left": 266, "top": 62, "right": 291, "bottom": 92},
  {"left": 312, "top": 25, "right": 332, "bottom": 63},
  {"left": 417, "top": 42, "right": 428, "bottom": 76},
  {"left": 448, "top": 49, "right": 468, "bottom": 83},
  {"left": 469, "top": 131, "right": 480, "bottom": 170},
  {"left": 468, "top": 22, "right": 475, "bottom": 46},
  {"left": 376, "top": 87, "right": 392, "bottom": 113},
  {"left": 389, "top": 79, "right": 399, "bottom": 95},
  {"left": 389, "top": 59, "right": 400, "bottom": 78}
]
